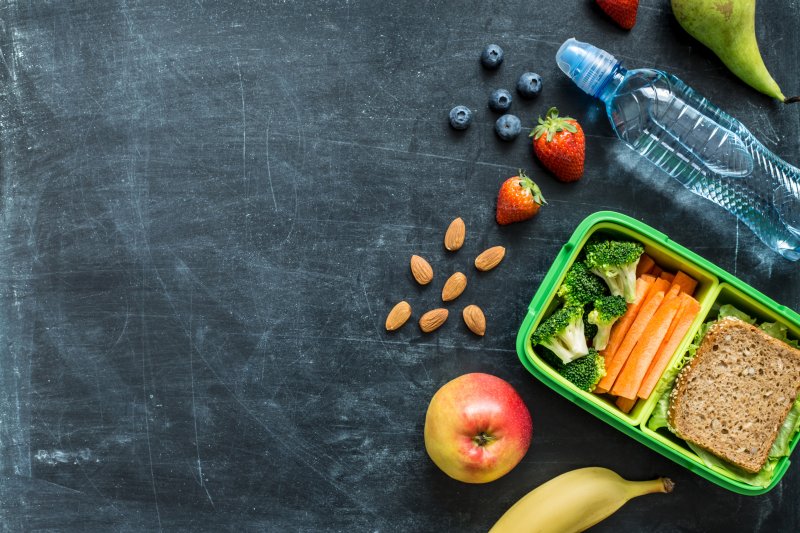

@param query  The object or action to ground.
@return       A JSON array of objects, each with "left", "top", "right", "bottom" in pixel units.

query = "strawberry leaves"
[{"left": 531, "top": 107, "right": 578, "bottom": 142}]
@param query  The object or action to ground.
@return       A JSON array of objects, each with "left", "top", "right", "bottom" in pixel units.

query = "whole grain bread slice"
[{"left": 668, "top": 316, "right": 800, "bottom": 473}]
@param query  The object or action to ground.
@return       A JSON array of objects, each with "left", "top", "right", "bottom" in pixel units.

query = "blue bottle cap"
[{"left": 556, "top": 38, "right": 619, "bottom": 98}]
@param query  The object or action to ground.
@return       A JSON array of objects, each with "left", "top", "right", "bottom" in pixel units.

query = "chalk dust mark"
[
  {"left": 188, "top": 344, "right": 379, "bottom": 519},
  {"left": 374, "top": 79, "right": 399, "bottom": 102},
  {"left": 544, "top": 198, "right": 619, "bottom": 211},
  {"left": 358, "top": 278, "right": 423, "bottom": 387},
  {"left": 269, "top": 131, "right": 517, "bottom": 171},
  {"left": 155, "top": 262, "right": 364, "bottom": 512},
  {"left": 125, "top": 149, "right": 206, "bottom": 345},
  {"left": 265, "top": 111, "right": 277, "bottom": 212},
  {"left": 273, "top": 75, "right": 304, "bottom": 248},
  {"left": 360, "top": 280, "right": 389, "bottom": 357},
  {"left": 38, "top": 478, "right": 87, "bottom": 496},
  {"left": 0, "top": 20, "right": 17, "bottom": 82},
  {"left": 256, "top": 329, "right": 274, "bottom": 384},
  {"left": 34, "top": 448, "right": 92, "bottom": 466},
  {"left": 76, "top": 463, "right": 124, "bottom": 516},
  {"left": 299, "top": 217, "right": 439, "bottom": 232},
  {"left": 237, "top": 58, "right": 246, "bottom": 183},
  {"left": 140, "top": 306, "right": 162, "bottom": 531},
  {"left": 273, "top": 332, "right": 517, "bottom": 354},
  {"left": 108, "top": 302, "right": 131, "bottom": 352},
  {"left": 189, "top": 289, "right": 214, "bottom": 506}
]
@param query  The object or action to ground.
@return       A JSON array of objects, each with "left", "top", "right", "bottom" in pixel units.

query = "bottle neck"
[{"left": 597, "top": 65, "right": 626, "bottom": 103}]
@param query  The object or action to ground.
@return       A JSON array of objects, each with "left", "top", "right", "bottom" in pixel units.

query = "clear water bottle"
[{"left": 556, "top": 38, "right": 800, "bottom": 261}]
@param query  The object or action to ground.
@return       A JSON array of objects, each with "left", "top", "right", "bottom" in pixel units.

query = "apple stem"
[{"left": 473, "top": 432, "right": 495, "bottom": 447}]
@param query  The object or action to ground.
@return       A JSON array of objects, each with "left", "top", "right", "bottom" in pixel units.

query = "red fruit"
[
  {"left": 424, "top": 373, "right": 533, "bottom": 483},
  {"left": 530, "top": 107, "right": 585, "bottom": 183},
  {"left": 495, "top": 170, "right": 546, "bottom": 225},
  {"left": 596, "top": 0, "right": 639, "bottom": 30}
]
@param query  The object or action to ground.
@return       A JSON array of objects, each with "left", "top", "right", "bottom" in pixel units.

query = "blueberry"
[
  {"left": 480, "top": 44, "right": 504, "bottom": 69},
  {"left": 449, "top": 105, "right": 473, "bottom": 130},
  {"left": 488, "top": 89, "right": 512, "bottom": 112},
  {"left": 516, "top": 72, "right": 543, "bottom": 99},
  {"left": 495, "top": 114, "right": 521, "bottom": 141}
]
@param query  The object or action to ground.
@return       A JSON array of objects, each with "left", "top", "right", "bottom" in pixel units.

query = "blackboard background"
[{"left": 0, "top": 0, "right": 798, "bottom": 531}]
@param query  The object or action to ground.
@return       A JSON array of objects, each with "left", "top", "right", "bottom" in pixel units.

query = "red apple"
[{"left": 424, "top": 373, "right": 532, "bottom": 483}]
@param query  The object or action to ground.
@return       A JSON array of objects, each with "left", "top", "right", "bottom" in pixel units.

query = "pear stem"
[{"left": 784, "top": 95, "right": 800, "bottom": 104}]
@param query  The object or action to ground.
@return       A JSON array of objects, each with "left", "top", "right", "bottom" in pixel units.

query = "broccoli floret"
[
  {"left": 584, "top": 240, "right": 644, "bottom": 303},
  {"left": 531, "top": 305, "right": 590, "bottom": 364},
  {"left": 556, "top": 262, "right": 608, "bottom": 306},
  {"left": 557, "top": 349, "right": 606, "bottom": 392},
  {"left": 587, "top": 295, "right": 628, "bottom": 350},
  {"left": 584, "top": 314, "right": 599, "bottom": 341}
]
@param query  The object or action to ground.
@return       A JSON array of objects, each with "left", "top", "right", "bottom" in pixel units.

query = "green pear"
[{"left": 672, "top": 0, "right": 798, "bottom": 103}]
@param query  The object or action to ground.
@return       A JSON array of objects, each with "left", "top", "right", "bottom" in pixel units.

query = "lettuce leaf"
[
  {"left": 646, "top": 304, "right": 800, "bottom": 487},
  {"left": 770, "top": 397, "right": 800, "bottom": 458},
  {"left": 717, "top": 304, "right": 756, "bottom": 324},
  {"left": 686, "top": 442, "right": 778, "bottom": 488},
  {"left": 647, "top": 388, "right": 671, "bottom": 432},
  {"left": 647, "top": 320, "right": 710, "bottom": 432},
  {"left": 685, "top": 399, "right": 800, "bottom": 488},
  {"left": 760, "top": 321, "right": 800, "bottom": 349},
  {"left": 715, "top": 304, "right": 798, "bottom": 348}
]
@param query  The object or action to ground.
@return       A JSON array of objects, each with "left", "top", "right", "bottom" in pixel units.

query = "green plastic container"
[{"left": 515, "top": 211, "right": 800, "bottom": 495}]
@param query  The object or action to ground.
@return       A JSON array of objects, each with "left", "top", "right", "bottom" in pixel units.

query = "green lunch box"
[{"left": 515, "top": 211, "right": 800, "bottom": 495}]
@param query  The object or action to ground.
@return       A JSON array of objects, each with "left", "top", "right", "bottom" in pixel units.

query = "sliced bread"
[{"left": 668, "top": 316, "right": 800, "bottom": 473}]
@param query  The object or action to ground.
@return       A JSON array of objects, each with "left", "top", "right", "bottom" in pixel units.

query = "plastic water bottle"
[{"left": 556, "top": 38, "right": 800, "bottom": 261}]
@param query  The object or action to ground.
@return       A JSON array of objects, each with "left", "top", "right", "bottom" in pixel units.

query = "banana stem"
[
  {"left": 784, "top": 96, "right": 800, "bottom": 104},
  {"left": 628, "top": 477, "right": 674, "bottom": 497}
]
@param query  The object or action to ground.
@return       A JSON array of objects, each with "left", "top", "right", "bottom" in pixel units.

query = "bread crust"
[{"left": 668, "top": 317, "right": 800, "bottom": 473}]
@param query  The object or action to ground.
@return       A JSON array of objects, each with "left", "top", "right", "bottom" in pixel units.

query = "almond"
[
  {"left": 474, "top": 246, "right": 506, "bottom": 272},
  {"left": 444, "top": 217, "right": 466, "bottom": 251},
  {"left": 462, "top": 305, "right": 486, "bottom": 336},
  {"left": 385, "top": 301, "right": 412, "bottom": 331},
  {"left": 441, "top": 272, "right": 467, "bottom": 302},
  {"left": 410, "top": 255, "right": 434, "bottom": 285},
  {"left": 419, "top": 308, "right": 448, "bottom": 333}
]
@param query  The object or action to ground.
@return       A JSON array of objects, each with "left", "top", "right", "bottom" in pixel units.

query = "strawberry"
[
  {"left": 596, "top": 0, "right": 639, "bottom": 30},
  {"left": 530, "top": 107, "right": 585, "bottom": 183},
  {"left": 495, "top": 171, "right": 546, "bottom": 225}
]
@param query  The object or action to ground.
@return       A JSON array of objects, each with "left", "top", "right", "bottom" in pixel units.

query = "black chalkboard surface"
[{"left": 0, "top": 1, "right": 798, "bottom": 531}]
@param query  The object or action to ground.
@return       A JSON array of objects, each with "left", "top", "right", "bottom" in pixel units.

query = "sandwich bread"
[{"left": 668, "top": 316, "right": 800, "bottom": 473}]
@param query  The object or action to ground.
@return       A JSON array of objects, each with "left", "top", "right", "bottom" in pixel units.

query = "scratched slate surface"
[{"left": 0, "top": 0, "right": 798, "bottom": 531}]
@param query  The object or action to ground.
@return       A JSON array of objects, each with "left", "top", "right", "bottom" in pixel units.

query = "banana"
[{"left": 489, "top": 467, "right": 674, "bottom": 533}]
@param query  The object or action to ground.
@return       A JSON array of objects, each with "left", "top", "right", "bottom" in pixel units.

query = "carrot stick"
[
  {"left": 611, "top": 286, "right": 683, "bottom": 399},
  {"left": 636, "top": 254, "right": 656, "bottom": 277},
  {"left": 600, "top": 276, "right": 655, "bottom": 364},
  {"left": 658, "top": 272, "right": 675, "bottom": 283},
  {"left": 637, "top": 294, "right": 701, "bottom": 399},
  {"left": 642, "top": 277, "right": 671, "bottom": 306},
  {"left": 637, "top": 293, "right": 699, "bottom": 399},
  {"left": 672, "top": 271, "right": 698, "bottom": 297},
  {"left": 596, "top": 287, "right": 667, "bottom": 393},
  {"left": 650, "top": 265, "right": 663, "bottom": 277},
  {"left": 616, "top": 396, "right": 637, "bottom": 414},
  {"left": 663, "top": 283, "right": 683, "bottom": 305},
  {"left": 639, "top": 274, "right": 657, "bottom": 287},
  {"left": 659, "top": 295, "right": 690, "bottom": 349}
]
